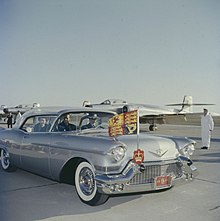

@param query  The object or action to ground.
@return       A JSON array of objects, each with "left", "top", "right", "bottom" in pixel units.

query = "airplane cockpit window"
[
  {"left": 101, "top": 100, "right": 111, "bottom": 105},
  {"left": 101, "top": 99, "right": 127, "bottom": 105}
]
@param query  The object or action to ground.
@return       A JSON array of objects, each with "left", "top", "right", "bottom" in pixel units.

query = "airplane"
[
  {"left": 83, "top": 96, "right": 220, "bottom": 131},
  {"left": 0, "top": 103, "right": 40, "bottom": 122}
]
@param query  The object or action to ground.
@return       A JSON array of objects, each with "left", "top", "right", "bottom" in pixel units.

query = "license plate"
[{"left": 155, "top": 176, "right": 171, "bottom": 188}]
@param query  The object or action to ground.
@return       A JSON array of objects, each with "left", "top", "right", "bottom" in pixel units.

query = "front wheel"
[
  {"left": 0, "top": 149, "right": 15, "bottom": 172},
  {"left": 75, "top": 161, "right": 109, "bottom": 206}
]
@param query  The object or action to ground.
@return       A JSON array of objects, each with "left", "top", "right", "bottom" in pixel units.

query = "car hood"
[
  {"left": 117, "top": 133, "right": 180, "bottom": 161},
  {"left": 80, "top": 130, "right": 180, "bottom": 161}
]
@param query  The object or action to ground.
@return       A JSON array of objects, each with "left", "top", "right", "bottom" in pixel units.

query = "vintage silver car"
[{"left": 0, "top": 107, "right": 197, "bottom": 206}]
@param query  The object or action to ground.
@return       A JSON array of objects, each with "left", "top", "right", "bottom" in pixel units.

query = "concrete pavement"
[{"left": 0, "top": 125, "right": 219, "bottom": 221}]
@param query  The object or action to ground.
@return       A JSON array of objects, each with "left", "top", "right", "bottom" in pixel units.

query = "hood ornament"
[{"left": 149, "top": 149, "right": 168, "bottom": 157}]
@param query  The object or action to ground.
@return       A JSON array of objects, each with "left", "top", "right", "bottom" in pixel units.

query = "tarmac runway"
[{"left": 0, "top": 125, "right": 220, "bottom": 221}]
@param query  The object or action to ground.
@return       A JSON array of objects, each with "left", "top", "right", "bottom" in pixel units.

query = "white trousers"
[{"left": 201, "top": 129, "right": 211, "bottom": 148}]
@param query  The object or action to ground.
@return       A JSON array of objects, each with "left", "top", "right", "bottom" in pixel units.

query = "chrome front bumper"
[{"left": 95, "top": 157, "right": 198, "bottom": 195}]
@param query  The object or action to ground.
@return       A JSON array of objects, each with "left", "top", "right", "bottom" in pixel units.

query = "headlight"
[
  {"left": 182, "top": 143, "right": 195, "bottom": 157},
  {"left": 110, "top": 146, "right": 126, "bottom": 162}
]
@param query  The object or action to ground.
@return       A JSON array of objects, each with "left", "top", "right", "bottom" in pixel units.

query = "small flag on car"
[
  {"left": 108, "top": 110, "right": 144, "bottom": 165},
  {"left": 108, "top": 110, "right": 138, "bottom": 137}
]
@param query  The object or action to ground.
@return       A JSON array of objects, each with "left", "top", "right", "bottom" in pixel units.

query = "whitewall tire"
[
  {"left": 0, "top": 149, "right": 15, "bottom": 172},
  {"left": 75, "top": 161, "right": 109, "bottom": 206}
]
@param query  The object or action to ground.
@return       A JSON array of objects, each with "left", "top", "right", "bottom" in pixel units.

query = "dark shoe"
[{"left": 201, "top": 146, "right": 208, "bottom": 149}]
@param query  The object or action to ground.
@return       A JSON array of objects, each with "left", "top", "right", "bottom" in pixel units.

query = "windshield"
[{"left": 51, "top": 111, "right": 115, "bottom": 132}]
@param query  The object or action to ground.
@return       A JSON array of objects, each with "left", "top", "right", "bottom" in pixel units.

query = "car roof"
[
  {"left": 13, "top": 106, "right": 116, "bottom": 129},
  {"left": 22, "top": 106, "right": 116, "bottom": 117}
]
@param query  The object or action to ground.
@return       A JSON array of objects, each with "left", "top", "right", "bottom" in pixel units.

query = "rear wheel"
[
  {"left": 75, "top": 161, "right": 109, "bottom": 206},
  {"left": 0, "top": 149, "right": 15, "bottom": 172}
]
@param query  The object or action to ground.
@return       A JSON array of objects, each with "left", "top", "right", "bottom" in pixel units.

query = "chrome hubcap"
[
  {"left": 79, "top": 167, "right": 95, "bottom": 196},
  {"left": 1, "top": 150, "right": 9, "bottom": 168}
]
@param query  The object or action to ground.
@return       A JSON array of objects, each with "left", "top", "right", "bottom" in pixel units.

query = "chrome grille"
[{"left": 129, "top": 162, "right": 182, "bottom": 185}]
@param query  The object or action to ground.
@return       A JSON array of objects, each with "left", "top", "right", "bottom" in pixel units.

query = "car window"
[
  {"left": 51, "top": 112, "right": 114, "bottom": 132},
  {"left": 21, "top": 117, "right": 35, "bottom": 132},
  {"left": 79, "top": 112, "right": 114, "bottom": 130},
  {"left": 51, "top": 112, "right": 84, "bottom": 132},
  {"left": 20, "top": 115, "right": 56, "bottom": 133}
]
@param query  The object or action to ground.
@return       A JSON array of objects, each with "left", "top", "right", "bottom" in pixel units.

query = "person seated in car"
[
  {"left": 33, "top": 117, "right": 50, "bottom": 132},
  {"left": 81, "top": 115, "right": 98, "bottom": 129},
  {"left": 58, "top": 114, "right": 76, "bottom": 131}
]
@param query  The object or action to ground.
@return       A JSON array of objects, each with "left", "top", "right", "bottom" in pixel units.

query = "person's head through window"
[
  {"left": 89, "top": 117, "right": 96, "bottom": 127},
  {"left": 63, "top": 114, "right": 70, "bottom": 125},
  {"left": 39, "top": 117, "right": 46, "bottom": 128}
]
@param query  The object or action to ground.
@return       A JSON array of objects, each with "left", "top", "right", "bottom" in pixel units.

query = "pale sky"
[{"left": 0, "top": 0, "right": 220, "bottom": 113}]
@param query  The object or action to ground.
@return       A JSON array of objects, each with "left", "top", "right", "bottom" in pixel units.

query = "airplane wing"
[
  {"left": 0, "top": 103, "right": 40, "bottom": 124},
  {"left": 2, "top": 103, "right": 40, "bottom": 114},
  {"left": 83, "top": 96, "right": 220, "bottom": 131}
]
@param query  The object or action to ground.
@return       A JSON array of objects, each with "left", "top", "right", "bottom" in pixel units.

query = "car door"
[
  {"left": 21, "top": 132, "right": 51, "bottom": 178},
  {"left": 19, "top": 116, "right": 53, "bottom": 178}
]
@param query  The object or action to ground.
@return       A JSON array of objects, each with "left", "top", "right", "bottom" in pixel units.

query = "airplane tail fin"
[
  {"left": 166, "top": 95, "right": 215, "bottom": 113},
  {"left": 166, "top": 95, "right": 193, "bottom": 112},
  {"left": 181, "top": 95, "right": 193, "bottom": 112}
]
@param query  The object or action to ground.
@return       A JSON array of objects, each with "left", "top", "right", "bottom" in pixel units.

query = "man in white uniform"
[
  {"left": 201, "top": 108, "right": 214, "bottom": 149},
  {"left": 15, "top": 111, "right": 22, "bottom": 123}
]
